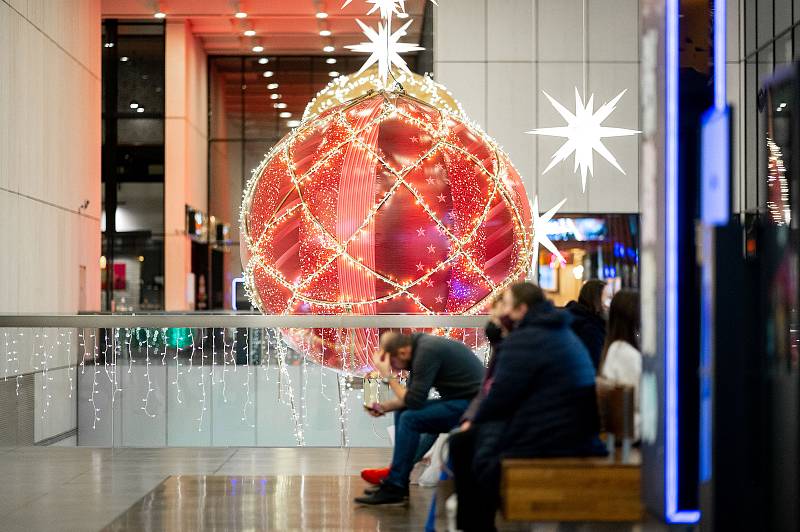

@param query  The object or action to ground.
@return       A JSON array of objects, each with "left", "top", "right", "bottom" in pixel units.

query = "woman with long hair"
[{"left": 599, "top": 290, "right": 641, "bottom": 436}]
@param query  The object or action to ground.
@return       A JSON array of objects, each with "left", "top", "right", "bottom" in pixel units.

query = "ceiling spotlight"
[
  {"left": 129, "top": 101, "right": 140, "bottom": 109},
  {"left": 323, "top": 45, "right": 335, "bottom": 53},
  {"left": 244, "top": 29, "right": 256, "bottom": 37},
  {"left": 136, "top": 107, "right": 145, "bottom": 113},
  {"left": 328, "top": 71, "right": 340, "bottom": 77},
  {"left": 120, "top": 56, "right": 129, "bottom": 62},
  {"left": 154, "top": 11, "right": 166, "bottom": 19},
  {"left": 319, "top": 30, "right": 331, "bottom": 37},
  {"left": 235, "top": 12, "right": 248, "bottom": 18},
  {"left": 287, "top": 120, "right": 301, "bottom": 128},
  {"left": 267, "top": 83, "right": 279, "bottom": 90},
  {"left": 274, "top": 102, "right": 288, "bottom": 109},
  {"left": 258, "top": 57, "right": 269, "bottom": 64},
  {"left": 326, "top": 57, "right": 337, "bottom": 64},
  {"left": 262, "top": 71, "right": 274, "bottom": 78},
  {"left": 316, "top": 12, "right": 328, "bottom": 19},
  {"left": 270, "top": 93, "right": 281, "bottom": 100},
  {"left": 279, "top": 112, "right": 292, "bottom": 118},
  {"left": 252, "top": 45, "right": 264, "bottom": 52},
  {"left": 104, "top": 42, "right": 115, "bottom": 48}
]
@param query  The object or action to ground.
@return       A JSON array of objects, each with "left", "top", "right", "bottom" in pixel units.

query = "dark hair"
[
  {"left": 381, "top": 332, "right": 414, "bottom": 355},
  {"left": 578, "top": 279, "right": 606, "bottom": 315},
  {"left": 508, "top": 281, "right": 545, "bottom": 309},
  {"left": 600, "top": 290, "right": 640, "bottom": 369}
]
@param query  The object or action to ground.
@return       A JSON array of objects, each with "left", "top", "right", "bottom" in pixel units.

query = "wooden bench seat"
[
  {"left": 502, "top": 450, "right": 642, "bottom": 522},
  {"left": 501, "top": 381, "right": 642, "bottom": 522}
]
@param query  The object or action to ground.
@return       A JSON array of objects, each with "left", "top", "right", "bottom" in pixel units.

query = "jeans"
[{"left": 385, "top": 399, "right": 469, "bottom": 489}]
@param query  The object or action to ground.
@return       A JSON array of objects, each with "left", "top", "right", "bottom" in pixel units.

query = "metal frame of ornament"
[
  {"left": 240, "top": 88, "right": 534, "bottom": 317},
  {"left": 302, "top": 69, "right": 467, "bottom": 122}
]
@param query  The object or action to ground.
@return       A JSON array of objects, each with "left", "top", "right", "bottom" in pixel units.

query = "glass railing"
[{"left": 0, "top": 314, "right": 488, "bottom": 448}]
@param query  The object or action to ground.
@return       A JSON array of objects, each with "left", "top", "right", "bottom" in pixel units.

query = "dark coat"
[
  {"left": 472, "top": 301, "right": 606, "bottom": 458},
  {"left": 565, "top": 300, "right": 607, "bottom": 371}
]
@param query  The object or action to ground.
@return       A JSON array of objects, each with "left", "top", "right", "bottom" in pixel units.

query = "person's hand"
[
  {"left": 460, "top": 420, "right": 472, "bottom": 431},
  {"left": 371, "top": 349, "right": 392, "bottom": 378},
  {"left": 367, "top": 402, "right": 385, "bottom": 417}
]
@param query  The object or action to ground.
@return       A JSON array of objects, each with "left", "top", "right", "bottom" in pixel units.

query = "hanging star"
[
  {"left": 530, "top": 196, "right": 567, "bottom": 271},
  {"left": 345, "top": 19, "right": 424, "bottom": 85},
  {"left": 366, "top": 0, "right": 406, "bottom": 20},
  {"left": 527, "top": 88, "right": 639, "bottom": 192}
]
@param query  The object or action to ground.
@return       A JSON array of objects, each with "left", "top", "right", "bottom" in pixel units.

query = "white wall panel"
[
  {"left": 487, "top": 61, "right": 537, "bottom": 198},
  {"left": 434, "top": 0, "right": 486, "bottom": 63},
  {"left": 487, "top": 0, "right": 536, "bottom": 62},
  {"left": 435, "top": 0, "right": 640, "bottom": 214}
]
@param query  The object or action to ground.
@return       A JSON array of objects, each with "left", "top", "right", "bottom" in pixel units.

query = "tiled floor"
[{"left": 0, "top": 446, "right": 673, "bottom": 532}]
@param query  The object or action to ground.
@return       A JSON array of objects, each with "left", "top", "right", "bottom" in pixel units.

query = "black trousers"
[{"left": 449, "top": 422, "right": 506, "bottom": 532}]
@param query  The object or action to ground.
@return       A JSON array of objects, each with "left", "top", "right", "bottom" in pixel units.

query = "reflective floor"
[{"left": 0, "top": 446, "right": 673, "bottom": 531}]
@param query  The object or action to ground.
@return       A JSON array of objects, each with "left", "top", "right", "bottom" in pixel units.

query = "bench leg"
[
  {"left": 606, "top": 434, "right": 615, "bottom": 461},
  {"left": 621, "top": 438, "right": 632, "bottom": 464}
]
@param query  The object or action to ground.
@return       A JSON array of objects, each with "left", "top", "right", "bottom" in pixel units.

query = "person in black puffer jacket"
[
  {"left": 449, "top": 281, "right": 606, "bottom": 532},
  {"left": 565, "top": 279, "right": 608, "bottom": 371}
]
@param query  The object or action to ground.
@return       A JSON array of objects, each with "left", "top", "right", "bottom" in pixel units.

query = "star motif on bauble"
[
  {"left": 530, "top": 196, "right": 567, "bottom": 272},
  {"left": 527, "top": 88, "right": 639, "bottom": 192},
  {"left": 346, "top": 19, "right": 424, "bottom": 85}
]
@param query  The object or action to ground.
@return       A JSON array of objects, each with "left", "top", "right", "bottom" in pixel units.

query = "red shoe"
[{"left": 360, "top": 467, "right": 391, "bottom": 485}]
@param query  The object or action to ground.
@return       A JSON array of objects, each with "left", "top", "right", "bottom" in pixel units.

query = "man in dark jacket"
[
  {"left": 354, "top": 331, "right": 485, "bottom": 505},
  {"left": 450, "top": 282, "right": 606, "bottom": 531}
]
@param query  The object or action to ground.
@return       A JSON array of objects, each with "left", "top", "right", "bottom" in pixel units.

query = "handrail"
[{"left": 0, "top": 313, "right": 488, "bottom": 328}]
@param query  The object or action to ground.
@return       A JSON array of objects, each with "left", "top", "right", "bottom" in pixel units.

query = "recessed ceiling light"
[
  {"left": 262, "top": 71, "right": 274, "bottom": 78},
  {"left": 328, "top": 71, "right": 340, "bottom": 77},
  {"left": 319, "top": 30, "right": 331, "bottom": 36},
  {"left": 235, "top": 12, "right": 247, "bottom": 18},
  {"left": 316, "top": 12, "right": 328, "bottom": 19},
  {"left": 120, "top": 56, "right": 129, "bottom": 62},
  {"left": 136, "top": 107, "right": 145, "bottom": 113},
  {"left": 279, "top": 112, "right": 292, "bottom": 118},
  {"left": 323, "top": 45, "right": 335, "bottom": 53},
  {"left": 274, "top": 102, "right": 288, "bottom": 109},
  {"left": 244, "top": 29, "right": 256, "bottom": 37},
  {"left": 154, "top": 12, "right": 166, "bottom": 19},
  {"left": 267, "top": 83, "right": 279, "bottom": 90},
  {"left": 326, "top": 57, "right": 337, "bottom": 64},
  {"left": 129, "top": 101, "right": 139, "bottom": 109},
  {"left": 270, "top": 93, "right": 281, "bottom": 100},
  {"left": 252, "top": 45, "right": 264, "bottom": 52},
  {"left": 258, "top": 57, "right": 269, "bottom": 64},
  {"left": 287, "top": 120, "right": 301, "bottom": 127}
]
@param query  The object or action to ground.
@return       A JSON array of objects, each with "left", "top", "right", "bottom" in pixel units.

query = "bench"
[{"left": 501, "top": 382, "right": 643, "bottom": 522}]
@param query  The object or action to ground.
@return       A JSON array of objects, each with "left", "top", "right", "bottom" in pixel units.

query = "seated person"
[
  {"left": 449, "top": 282, "right": 606, "bottom": 531},
  {"left": 565, "top": 279, "right": 608, "bottom": 371},
  {"left": 354, "top": 331, "right": 485, "bottom": 505},
  {"left": 599, "top": 289, "right": 641, "bottom": 438}
]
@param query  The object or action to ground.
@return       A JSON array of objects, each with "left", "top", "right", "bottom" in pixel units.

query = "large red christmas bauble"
[{"left": 241, "top": 90, "right": 532, "bottom": 374}]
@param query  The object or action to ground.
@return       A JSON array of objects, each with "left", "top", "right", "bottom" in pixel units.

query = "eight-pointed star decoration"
[
  {"left": 346, "top": 19, "right": 424, "bottom": 85},
  {"left": 530, "top": 196, "right": 567, "bottom": 273},
  {"left": 527, "top": 88, "right": 640, "bottom": 192}
]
